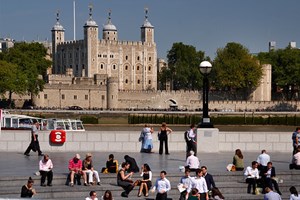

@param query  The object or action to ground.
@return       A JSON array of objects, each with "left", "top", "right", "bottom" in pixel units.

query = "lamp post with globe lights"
[{"left": 199, "top": 61, "right": 214, "bottom": 128}]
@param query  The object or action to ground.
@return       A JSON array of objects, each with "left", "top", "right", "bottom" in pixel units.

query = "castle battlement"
[{"left": 58, "top": 40, "right": 84, "bottom": 46}]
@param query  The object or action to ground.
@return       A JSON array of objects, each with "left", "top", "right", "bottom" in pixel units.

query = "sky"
[{"left": 1, "top": 0, "right": 300, "bottom": 60}]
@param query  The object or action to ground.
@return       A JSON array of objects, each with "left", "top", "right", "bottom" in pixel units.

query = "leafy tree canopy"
[
  {"left": 212, "top": 42, "right": 263, "bottom": 94},
  {"left": 0, "top": 42, "right": 51, "bottom": 100},
  {"left": 159, "top": 42, "right": 208, "bottom": 90}
]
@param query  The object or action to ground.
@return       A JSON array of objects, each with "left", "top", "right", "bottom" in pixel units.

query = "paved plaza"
[{"left": 0, "top": 150, "right": 293, "bottom": 177}]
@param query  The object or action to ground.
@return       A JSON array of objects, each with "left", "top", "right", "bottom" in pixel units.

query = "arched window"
[
  {"left": 137, "top": 80, "right": 140, "bottom": 84},
  {"left": 125, "top": 79, "right": 128, "bottom": 84}
]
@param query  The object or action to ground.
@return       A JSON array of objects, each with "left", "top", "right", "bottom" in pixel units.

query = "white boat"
[
  {"left": 43, "top": 118, "right": 85, "bottom": 131},
  {"left": 0, "top": 110, "right": 85, "bottom": 131}
]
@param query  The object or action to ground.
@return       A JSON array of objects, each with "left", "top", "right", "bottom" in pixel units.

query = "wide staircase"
[{"left": 1, "top": 170, "right": 300, "bottom": 200}]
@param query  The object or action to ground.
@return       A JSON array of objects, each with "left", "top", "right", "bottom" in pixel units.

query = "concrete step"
[{"left": 0, "top": 172, "right": 298, "bottom": 200}]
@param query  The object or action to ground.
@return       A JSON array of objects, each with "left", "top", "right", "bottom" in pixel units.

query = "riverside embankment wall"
[{"left": 0, "top": 129, "right": 292, "bottom": 153}]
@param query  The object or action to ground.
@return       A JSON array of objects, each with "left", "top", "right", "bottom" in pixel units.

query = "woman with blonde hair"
[{"left": 158, "top": 122, "right": 172, "bottom": 155}]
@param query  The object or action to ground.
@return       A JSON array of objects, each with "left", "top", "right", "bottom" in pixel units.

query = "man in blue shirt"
[{"left": 152, "top": 171, "right": 171, "bottom": 200}]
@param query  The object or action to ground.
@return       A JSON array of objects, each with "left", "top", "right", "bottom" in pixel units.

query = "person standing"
[
  {"left": 39, "top": 154, "right": 53, "bottom": 187},
  {"left": 191, "top": 169, "right": 209, "bottom": 200},
  {"left": 263, "top": 187, "right": 282, "bottom": 200},
  {"left": 257, "top": 150, "right": 271, "bottom": 172},
  {"left": 152, "top": 170, "right": 171, "bottom": 200},
  {"left": 292, "top": 128, "right": 300, "bottom": 155},
  {"left": 20, "top": 177, "right": 36, "bottom": 198},
  {"left": 158, "top": 122, "right": 172, "bottom": 155},
  {"left": 24, "top": 121, "right": 43, "bottom": 156},
  {"left": 179, "top": 169, "right": 193, "bottom": 200},
  {"left": 142, "top": 125, "right": 154, "bottom": 153},
  {"left": 186, "top": 124, "right": 197, "bottom": 157}
]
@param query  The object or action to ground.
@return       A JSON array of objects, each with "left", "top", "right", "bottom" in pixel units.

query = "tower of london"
[{"left": 51, "top": 7, "right": 157, "bottom": 91}]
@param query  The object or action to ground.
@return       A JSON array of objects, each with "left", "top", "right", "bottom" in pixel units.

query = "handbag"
[{"left": 157, "top": 132, "right": 161, "bottom": 140}]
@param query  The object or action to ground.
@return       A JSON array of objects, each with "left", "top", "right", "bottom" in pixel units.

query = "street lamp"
[{"left": 198, "top": 61, "right": 214, "bottom": 128}]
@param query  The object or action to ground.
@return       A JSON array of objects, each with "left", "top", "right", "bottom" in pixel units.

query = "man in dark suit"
[
  {"left": 201, "top": 166, "right": 216, "bottom": 195},
  {"left": 261, "top": 162, "right": 282, "bottom": 195},
  {"left": 124, "top": 155, "right": 139, "bottom": 173}
]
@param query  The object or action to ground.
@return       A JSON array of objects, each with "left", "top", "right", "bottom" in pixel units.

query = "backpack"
[{"left": 184, "top": 130, "right": 190, "bottom": 142}]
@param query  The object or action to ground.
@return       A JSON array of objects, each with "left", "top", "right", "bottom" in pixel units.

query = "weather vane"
[
  {"left": 144, "top": 7, "right": 149, "bottom": 19},
  {"left": 88, "top": 3, "right": 93, "bottom": 18},
  {"left": 56, "top": 10, "right": 60, "bottom": 22}
]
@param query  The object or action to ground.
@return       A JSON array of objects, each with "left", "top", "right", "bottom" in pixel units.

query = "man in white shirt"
[
  {"left": 244, "top": 161, "right": 259, "bottom": 194},
  {"left": 85, "top": 191, "right": 98, "bottom": 200},
  {"left": 39, "top": 154, "right": 53, "bottom": 186},
  {"left": 191, "top": 169, "right": 209, "bottom": 200},
  {"left": 186, "top": 124, "right": 197, "bottom": 157},
  {"left": 152, "top": 171, "right": 171, "bottom": 200},
  {"left": 257, "top": 150, "right": 271, "bottom": 171},
  {"left": 185, "top": 151, "right": 200, "bottom": 171}
]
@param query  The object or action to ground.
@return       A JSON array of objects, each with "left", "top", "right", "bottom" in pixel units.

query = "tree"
[
  {"left": 0, "top": 60, "right": 27, "bottom": 107},
  {"left": 257, "top": 47, "right": 300, "bottom": 100},
  {"left": 159, "top": 42, "right": 208, "bottom": 90},
  {"left": 0, "top": 42, "right": 51, "bottom": 104},
  {"left": 212, "top": 42, "right": 263, "bottom": 99}
]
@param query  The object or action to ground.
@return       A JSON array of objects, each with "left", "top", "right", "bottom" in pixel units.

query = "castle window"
[
  {"left": 44, "top": 94, "right": 48, "bottom": 99},
  {"left": 148, "top": 80, "right": 151, "bottom": 84},
  {"left": 62, "top": 94, "right": 65, "bottom": 100},
  {"left": 108, "top": 32, "right": 110, "bottom": 35},
  {"left": 103, "top": 55, "right": 107, "bottom": 58},
  {"left": 85, "top": 95, "right": 88, "bottom": 100},
  {"left": 101, "top": 64, "right": 103, "bottom": 69},
  {"left": 137, "top": 66, "right": 140, "bottom": 70},
  {"left": 148, "top": 66, "right": 151, "bottom": 71},
  {"left": 108, "top": 37, "right": 109, "bottom": 40},
  {"left": 137, "top": 56, "right": 140, "bottom": 61},
  {"left": 63, "top": 53, "right": 66, "bottom": 58},
  {"left": 149, "top": 57, "right": 151, "bottom": 61},
  {"left": 125, "top": 65, "right": 128, "bottom": 70},
  {"left": 74, "top": 95, "right": 77, "bottom": 100},
  {"left": 125, "top": 56, "right": 128, "bottom": 60},
  {"left": 113, "top": 65, "right": 116, "bottom": 70},
  {"left": 137, "top": 80, "right": 140, "bottom": 84},
  {"left": 102, "top": 95, "right": 105, "bottom": 100},
  {"left": 70, "top": 53, "right": 72, "bottom": 58},
  {"left": 125, "top": 79, "right": 128, "bottom": 84}
]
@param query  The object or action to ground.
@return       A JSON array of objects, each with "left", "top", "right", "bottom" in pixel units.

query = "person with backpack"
[{"left": 185, "top": 124, "right": 197, "bottom": 157}]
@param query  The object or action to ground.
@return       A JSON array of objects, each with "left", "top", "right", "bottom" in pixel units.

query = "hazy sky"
[{"left": 1, "top": 0, "right": 300, "bottom": 60}]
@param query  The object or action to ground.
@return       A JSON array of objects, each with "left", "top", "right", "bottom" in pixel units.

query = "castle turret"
[
  {"left": 84, "top": 5, "right": 98, "bottom": 77},
  {"left": 103, "top": 10, "right": 118, "bottom": 41},
  {"left": 107, "top": 77, "right": 118, "bottom": 109},
  {"left": 51, "top": 11, "right": 65, "bottom": 74},
  {"left": 141, "top": 8, "right": 154, "bottom": 43}
]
